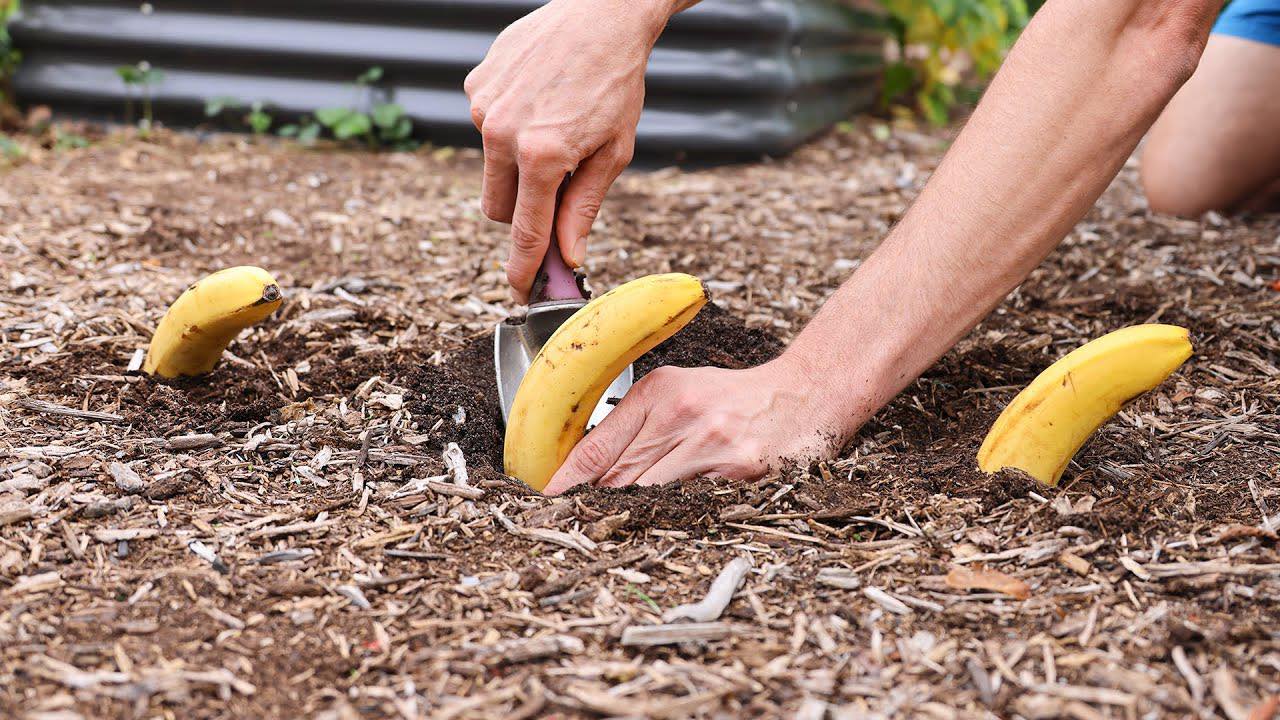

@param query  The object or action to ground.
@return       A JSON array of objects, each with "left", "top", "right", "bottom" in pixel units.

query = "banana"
[
  {"left": 504, "top": 273, "right": 708, "bottom": 491},
  {"left": 977, "top": 324, "right": 1192, "bottom": 486},
  {"left": 144, "top": 266, "right": 283, "bottom": 378}
]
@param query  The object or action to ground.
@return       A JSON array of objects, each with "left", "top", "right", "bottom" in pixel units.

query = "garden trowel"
[{"left": 494, "top": 195, "right": 633, "bottom": 428}]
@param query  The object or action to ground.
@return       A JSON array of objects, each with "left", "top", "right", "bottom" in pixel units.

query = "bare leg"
[{"left": 1142, "top": 34, "right": 1280, "bottom": 215}]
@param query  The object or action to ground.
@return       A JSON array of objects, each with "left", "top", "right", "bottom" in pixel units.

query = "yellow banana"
[
  {"left": 144, "top": 266, "right": 283, "bottom": 378},
  {"left": 504, "top": 273, "right": 708, "bottom": 491},
  {"left": 977, "top": 324, "right": 1192, "bottom": 486}
]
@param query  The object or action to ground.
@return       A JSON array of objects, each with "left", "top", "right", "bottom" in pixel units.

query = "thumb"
[
  {"left": 542, "top": 390, "right": 648, "bottom": 496},
  {"left": 555, "top": 140, "right": 632, "bottom": 267}
]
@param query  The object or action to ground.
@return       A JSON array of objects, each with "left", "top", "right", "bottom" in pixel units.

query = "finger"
[
  {"left": 481, "top": 147, "right": 518, "bottom": 224},
  {"left": 479, "top": 116, "right": 518, "bottom": 223},
  {"left": 505, "top": 163, "right": 564, "bottom": 304},
  {"left": 555, "top": 139, "right": 632, "bottom": 267},
  {"left": 630, "top": 442, "right": 707, "bottom": 488},
  {"left": 593, "top": 425, "right": 681, "bottom": 489},
  {"left": 542, "top": 392, "right": 649, "bottom": 496}
]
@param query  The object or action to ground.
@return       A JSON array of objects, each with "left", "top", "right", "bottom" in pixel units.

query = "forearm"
[{"left": 782, "top": 0, "right": 1219, "bottom": 438}]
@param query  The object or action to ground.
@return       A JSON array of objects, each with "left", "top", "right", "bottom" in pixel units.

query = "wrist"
[
  {"left": 559, "top": 0, "right": 677, "bottom": 43},
  {"left": 759, "top": 348, "right": 882, "bottom": 450}
]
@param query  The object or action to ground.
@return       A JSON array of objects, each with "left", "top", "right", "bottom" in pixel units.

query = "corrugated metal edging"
[{"left": 12, "top": 0, "right": 886, "bottom": 159}]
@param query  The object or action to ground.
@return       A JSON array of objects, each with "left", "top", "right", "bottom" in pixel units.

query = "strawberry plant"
[
  {"left": 880, "top": 0, "right": 1029, "bottom": 125},
  {"left": 314, "top": 66, "right": 416, "bottom": 150}
]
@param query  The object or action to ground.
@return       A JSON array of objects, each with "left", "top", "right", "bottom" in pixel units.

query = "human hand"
[
  {"left": 541, "top": 358, "right": 858, "bottom": 495},
  {"left": 465, "top": 0, "right": 671, "bottom": 302}
]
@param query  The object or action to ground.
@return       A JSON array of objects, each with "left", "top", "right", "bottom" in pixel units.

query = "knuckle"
[
  {"left": 509, "top": 222, "right": 545, "bottom": 253},
  {"left": 480, "top": 196, "right": 510, "bottom": 223},
  {"left": 611, "top": 142, "right": 635, "bottom": 168},
  {"left": 570, "top": 438, "right": 613, "bottom": 477},
  {"left": 703, "top": 415, "right": 734, "bottom": 445},
  {"left": 573, "top": 192, "right": 604, "bottom": 222},
  {"left": 481, "top": 119, "right": 515, "bottom": 148},
  {"left": 463, "top": 69, "right": 480, "bottom": 97},
  {"left": 469, "top": 104, "right": 486, "bottom": 130},
  {"left": 670, "top": 389, "right": 702, "bottom": 419},
  {"left": 517, "top": 135, "right": 570, "bottom": 168}
]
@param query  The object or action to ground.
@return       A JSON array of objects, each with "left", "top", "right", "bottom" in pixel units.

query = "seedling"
[
  {"left": 0, "top": 133, "right": 23, "bottom": 162},
  {"left": 315, "top": 66, "right": 416, "bottom": 150},
  {"left": 246, "top": 101, "right": 272, "bottom": 135},
  {"left": 276, "top": 116, "right": 321, "bottom": 146},
  {"left": 52, "top": 128, "right": 89, "bottom": 151},
  {"left": 199, "top": 66, "right": 412, "bottom": 149},
  {"left": 115, "top": 61, "right": 164, "bottom": 133}
]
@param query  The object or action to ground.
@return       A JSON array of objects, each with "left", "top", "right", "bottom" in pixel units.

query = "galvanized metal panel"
[{"left": 11, "top": 0, "right": 885, "bottom": 158}]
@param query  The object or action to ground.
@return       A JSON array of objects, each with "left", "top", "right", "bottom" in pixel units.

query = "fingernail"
[{"left": 570, "top": 234, "right": 588, "bottom": 267}]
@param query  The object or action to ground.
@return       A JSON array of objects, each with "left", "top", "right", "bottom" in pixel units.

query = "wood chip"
[
  {"left": 620, "top": 622, "right": 737, "bottom": 647},
  {"left": 946, "top": 565, "right": 1031, "bottom": 600},
  {"left": 166, "top": 433, "right": 223, "bottom": 451}
]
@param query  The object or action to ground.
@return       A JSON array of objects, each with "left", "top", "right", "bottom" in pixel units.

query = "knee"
[
  {"left": 1140, "top": 142, "right": 1223, "bottom": 217},
  {"left": 1141, "top": 167, "right": 1216, "bottom": 217}
]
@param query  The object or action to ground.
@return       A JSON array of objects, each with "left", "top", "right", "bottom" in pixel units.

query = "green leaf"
[
  {"left": 248, "top": 109, "right": 272, "bottom": 134},
  {"left": 203, "top": 96, "right": 240, "bottom": 117},
  {"left": 332, "top": 112, "right": 372, "bottom": 140},
  {"left": 115, "top": 65, "right": 141, "bottom": 84},
  {"left": 880, "top": 62, "right": 916, "bottom": 106},
  {"left": 0, "top": 135, "right": 24, "bottom": 161},
  {"left": 919, "top": 88, "right": 949, "bottom": 127},
  {"left": 380, "top": 115, "right": 412, "bottom": 142},
  {"left": 276, "top": 123, "right": 299, "bottom": 137},
  {"left": 371, "top": 102, "right": 404, "bottom": 129},
  {"left": 297, "top": 123, "right": 321, "bottom": 145},
  {"left": 315, "top": 107, "right": 353, "bottom": 127},
  {"left": 356, "top": 66, "right": 384, "bottom": 85}
]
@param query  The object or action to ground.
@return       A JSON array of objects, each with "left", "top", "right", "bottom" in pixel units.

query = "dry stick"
[
  {"left": 18, "top": 398, "right": 125, "bottom": 423},
  {"left": 663, "top": 556, "right": 751, "bottom": 623}
]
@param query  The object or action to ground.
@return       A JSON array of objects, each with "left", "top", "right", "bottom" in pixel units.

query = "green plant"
[
  {"left": 52, "top": 127, "right": 89, "bottom": 151},
  {"left": 315, "top": 66, "right": 416, "bottom": 150},
  {"left": 0, "top": 133, "right": 23, "bottom": 162},
  {"left": 880, "top": 0, "right": 1029, "bottom": 125},
  {"left": 246, "top": 101, "right": 272, "bottom": 135},
  {"left": 276, "top": 116, "right": 321, "bottom": 145},
  {"left": 0, "top": 0, "right": 20, "bottom": 109},
  {"left": 115, "top": 61, "right": 163, "bottom": 133}
]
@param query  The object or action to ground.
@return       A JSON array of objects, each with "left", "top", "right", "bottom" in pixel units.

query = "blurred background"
[{"left": 0, "top": 0, "right": 1038, "bottom": 162}]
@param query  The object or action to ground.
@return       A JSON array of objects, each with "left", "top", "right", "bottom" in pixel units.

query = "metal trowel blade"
[{"left": 494, "top": 299, "right": 634, "bottom": 429}]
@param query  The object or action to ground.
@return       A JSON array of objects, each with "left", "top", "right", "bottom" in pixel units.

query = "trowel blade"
[{"left": 494, "top": 300, "right": 633, "bottom": 429}]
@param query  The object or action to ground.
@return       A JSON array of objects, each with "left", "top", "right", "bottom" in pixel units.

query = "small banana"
[
  {"left": 977, "top": 324, "right": 1192, "bottom": 485},
  {"left": 144, "top": 266, "right": 283, "bottom": 378},
  {"left": 504, "top": 273, "right": 708, "bottom": 491}
]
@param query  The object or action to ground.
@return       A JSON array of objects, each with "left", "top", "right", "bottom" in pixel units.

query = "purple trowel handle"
[{"left": 528, "top": 176, "right": 587, "bottom": 305}]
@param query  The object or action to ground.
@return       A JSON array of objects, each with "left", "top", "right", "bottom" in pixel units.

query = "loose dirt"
[{"left": 2, "top": 123, "right": 1278, "bottom": 719}]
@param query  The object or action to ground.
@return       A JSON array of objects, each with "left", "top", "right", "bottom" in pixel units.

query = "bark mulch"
[{"left": 1, "top": 122, "right": 1279, "bottom": 719}]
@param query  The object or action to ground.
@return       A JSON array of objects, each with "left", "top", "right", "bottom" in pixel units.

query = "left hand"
[{"left": 541, "top": 359, "right": 853, "bottom": 495}]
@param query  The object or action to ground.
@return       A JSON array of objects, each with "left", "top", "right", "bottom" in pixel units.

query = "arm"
[
  {"left": 465, "top": 0, "right": 699, "bottom": 302},
  {"left": 544, "top": 0, "right": 1221, "bottom": 495}
]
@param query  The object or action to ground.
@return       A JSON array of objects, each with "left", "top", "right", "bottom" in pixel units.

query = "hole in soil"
[{"left": 404, "top": 302, "right": 787, "bottom": 472}]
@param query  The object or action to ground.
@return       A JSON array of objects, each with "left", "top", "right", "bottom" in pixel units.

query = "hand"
[
  {"left": 465, "top": 0, "right": 670, "bottom": 302},
  {"left": 542, "top": 358, "right": 858, "bottom": 495}
]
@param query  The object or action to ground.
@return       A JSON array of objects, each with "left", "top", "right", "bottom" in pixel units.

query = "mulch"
[{"left": 1, "top": 120, "right": 1278, "bottom": 719}]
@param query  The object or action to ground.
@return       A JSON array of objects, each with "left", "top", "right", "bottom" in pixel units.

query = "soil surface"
[{"left": 2, "top": 123, "right": 1279, "bottom": 719}]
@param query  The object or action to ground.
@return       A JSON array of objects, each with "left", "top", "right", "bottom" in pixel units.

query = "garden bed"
[{"left": 2, "top": 123, "right": 1278, "bottom": 718}]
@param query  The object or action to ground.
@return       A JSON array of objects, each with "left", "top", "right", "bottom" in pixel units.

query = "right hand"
[{"left": 465, "top": 0, "right": 668, "bottom": 302}]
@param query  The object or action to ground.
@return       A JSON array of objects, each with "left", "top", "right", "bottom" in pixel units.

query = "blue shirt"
[{"left": 1215, "top": 0, "right": 1280, "bottom": 45}]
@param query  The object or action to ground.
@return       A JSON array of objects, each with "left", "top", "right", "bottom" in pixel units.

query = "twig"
[{"left": 18, "top": 398, "right": 124, "bottom": 423}]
